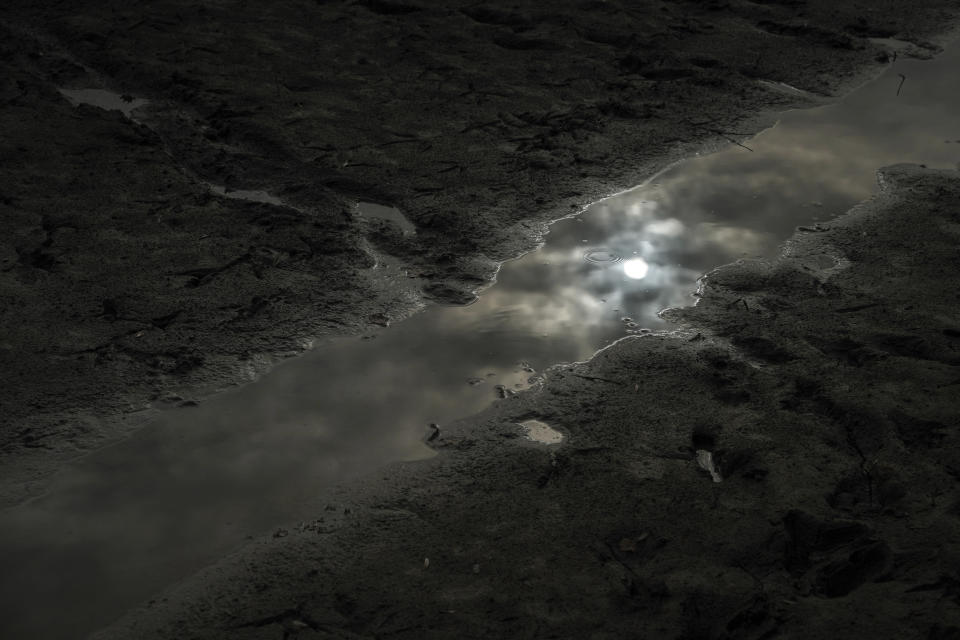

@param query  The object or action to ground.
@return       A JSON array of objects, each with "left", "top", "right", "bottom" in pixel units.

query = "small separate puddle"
[
  {"left": 206, "top": 183, "right": 286, "bottom": 207},
  {"left": 6, "top": 41, "right": 960, "bottom": 640},
  {"left": 519, "top": 420, "right": 564, "bottom": 445},
  {"left": 58, "top": 88, "right": 148, "bottom": 119},
  {"left": 358, "top": 202, "right": 417, "bottom": 236}
]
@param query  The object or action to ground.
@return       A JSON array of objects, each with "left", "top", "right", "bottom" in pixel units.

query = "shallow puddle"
[
  {"left": 358, "top": 201, "right": 418, "bottom": 236},
  {"left": 4, "top": 41, "right": 960, "bottom": 640},
  {"left": 58, "top": 88, "right": 149, "bottom": 119},
  {"left": 205, "top": 183, "right": 286, "bottom": 207}
]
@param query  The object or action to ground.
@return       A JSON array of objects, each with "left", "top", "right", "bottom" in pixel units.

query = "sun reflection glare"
[{"left": 622, "top": 258, "right": 649, "bottom": 280}]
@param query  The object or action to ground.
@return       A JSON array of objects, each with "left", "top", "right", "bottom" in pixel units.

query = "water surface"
[
  {"left": 58, "top": 88, "right": 149, "bottom": 119},
  {"left": 3, "top": 42, "right": 959, "bottom": 639}
]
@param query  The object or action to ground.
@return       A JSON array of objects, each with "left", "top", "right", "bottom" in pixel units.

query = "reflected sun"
[{"left": 622, "top": 258, "right": 649, "bottom": 280}]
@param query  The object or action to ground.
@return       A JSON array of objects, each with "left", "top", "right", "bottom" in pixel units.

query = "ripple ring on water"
[{"left": 583, "top": 248, "right": 623, "bottom": 264}]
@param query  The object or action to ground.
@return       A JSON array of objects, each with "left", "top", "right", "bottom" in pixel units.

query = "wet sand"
[{"left": 1, "top": 1, "right": 960, "bottom": 637}]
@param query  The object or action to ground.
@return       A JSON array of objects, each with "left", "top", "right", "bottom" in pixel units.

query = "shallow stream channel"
[{"left": 2, "top": 41, "right": 959, "bottom": 639}]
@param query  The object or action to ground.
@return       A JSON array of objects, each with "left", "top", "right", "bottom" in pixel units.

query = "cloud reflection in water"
[{"left": 2, "top": 42, "right": 960, "bottom": 640}]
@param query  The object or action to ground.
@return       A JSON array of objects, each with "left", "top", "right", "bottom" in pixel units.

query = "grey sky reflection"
[{"left": 2, "top": 41, "right": 959, "bottom": 640}]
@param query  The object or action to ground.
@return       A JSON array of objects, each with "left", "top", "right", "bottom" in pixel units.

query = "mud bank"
[
  {"left": 95, "top": 163, "right": 960, "bottom": 638},
  {"left": 2, "top": 1, "right": 960, "bottom": 505}
]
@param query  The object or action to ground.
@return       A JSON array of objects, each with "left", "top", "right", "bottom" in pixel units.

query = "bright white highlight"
[
  {"left": 519, "top": 420, "right": 564, "bottom": 445},
  {"left": 622, "top": 258, "right": 649, "bottom": 280},
  {"left": 646, "top": 218, "right": 685, "bottom": 237}
]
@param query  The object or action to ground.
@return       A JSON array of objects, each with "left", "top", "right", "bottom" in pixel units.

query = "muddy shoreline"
[
  {"left": 3, "top": 0, "right": 958, "bottom": 505},
  {"left": 97, "top": 163, "right": 960, "bottom": 638},
  {"left": 1, "top": 1, "right": 960, "bottom": 637}
]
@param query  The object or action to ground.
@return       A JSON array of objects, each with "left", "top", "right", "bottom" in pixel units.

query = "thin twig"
[
  {"left": 571, "top": 373, "right": 621, "bottom": 385},
  {"left": 897, "top": 73, "right": 906, "bottom": 96},
  {"left": 691, "top": 123, "right": 754, "bottom": 151},
  {"left": 726, "top": 298, "right": 750, "bottom": 311},
  {"left": 834, "top": 302, "right": 881, "bottom": 313}
]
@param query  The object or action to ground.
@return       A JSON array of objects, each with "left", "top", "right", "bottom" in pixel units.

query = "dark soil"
[
  {"left": 1, "top": 0, "right": 959, "bottom": 637},
  {"left": 97, "top": 164, "right": 960, "bottom": 639}
]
